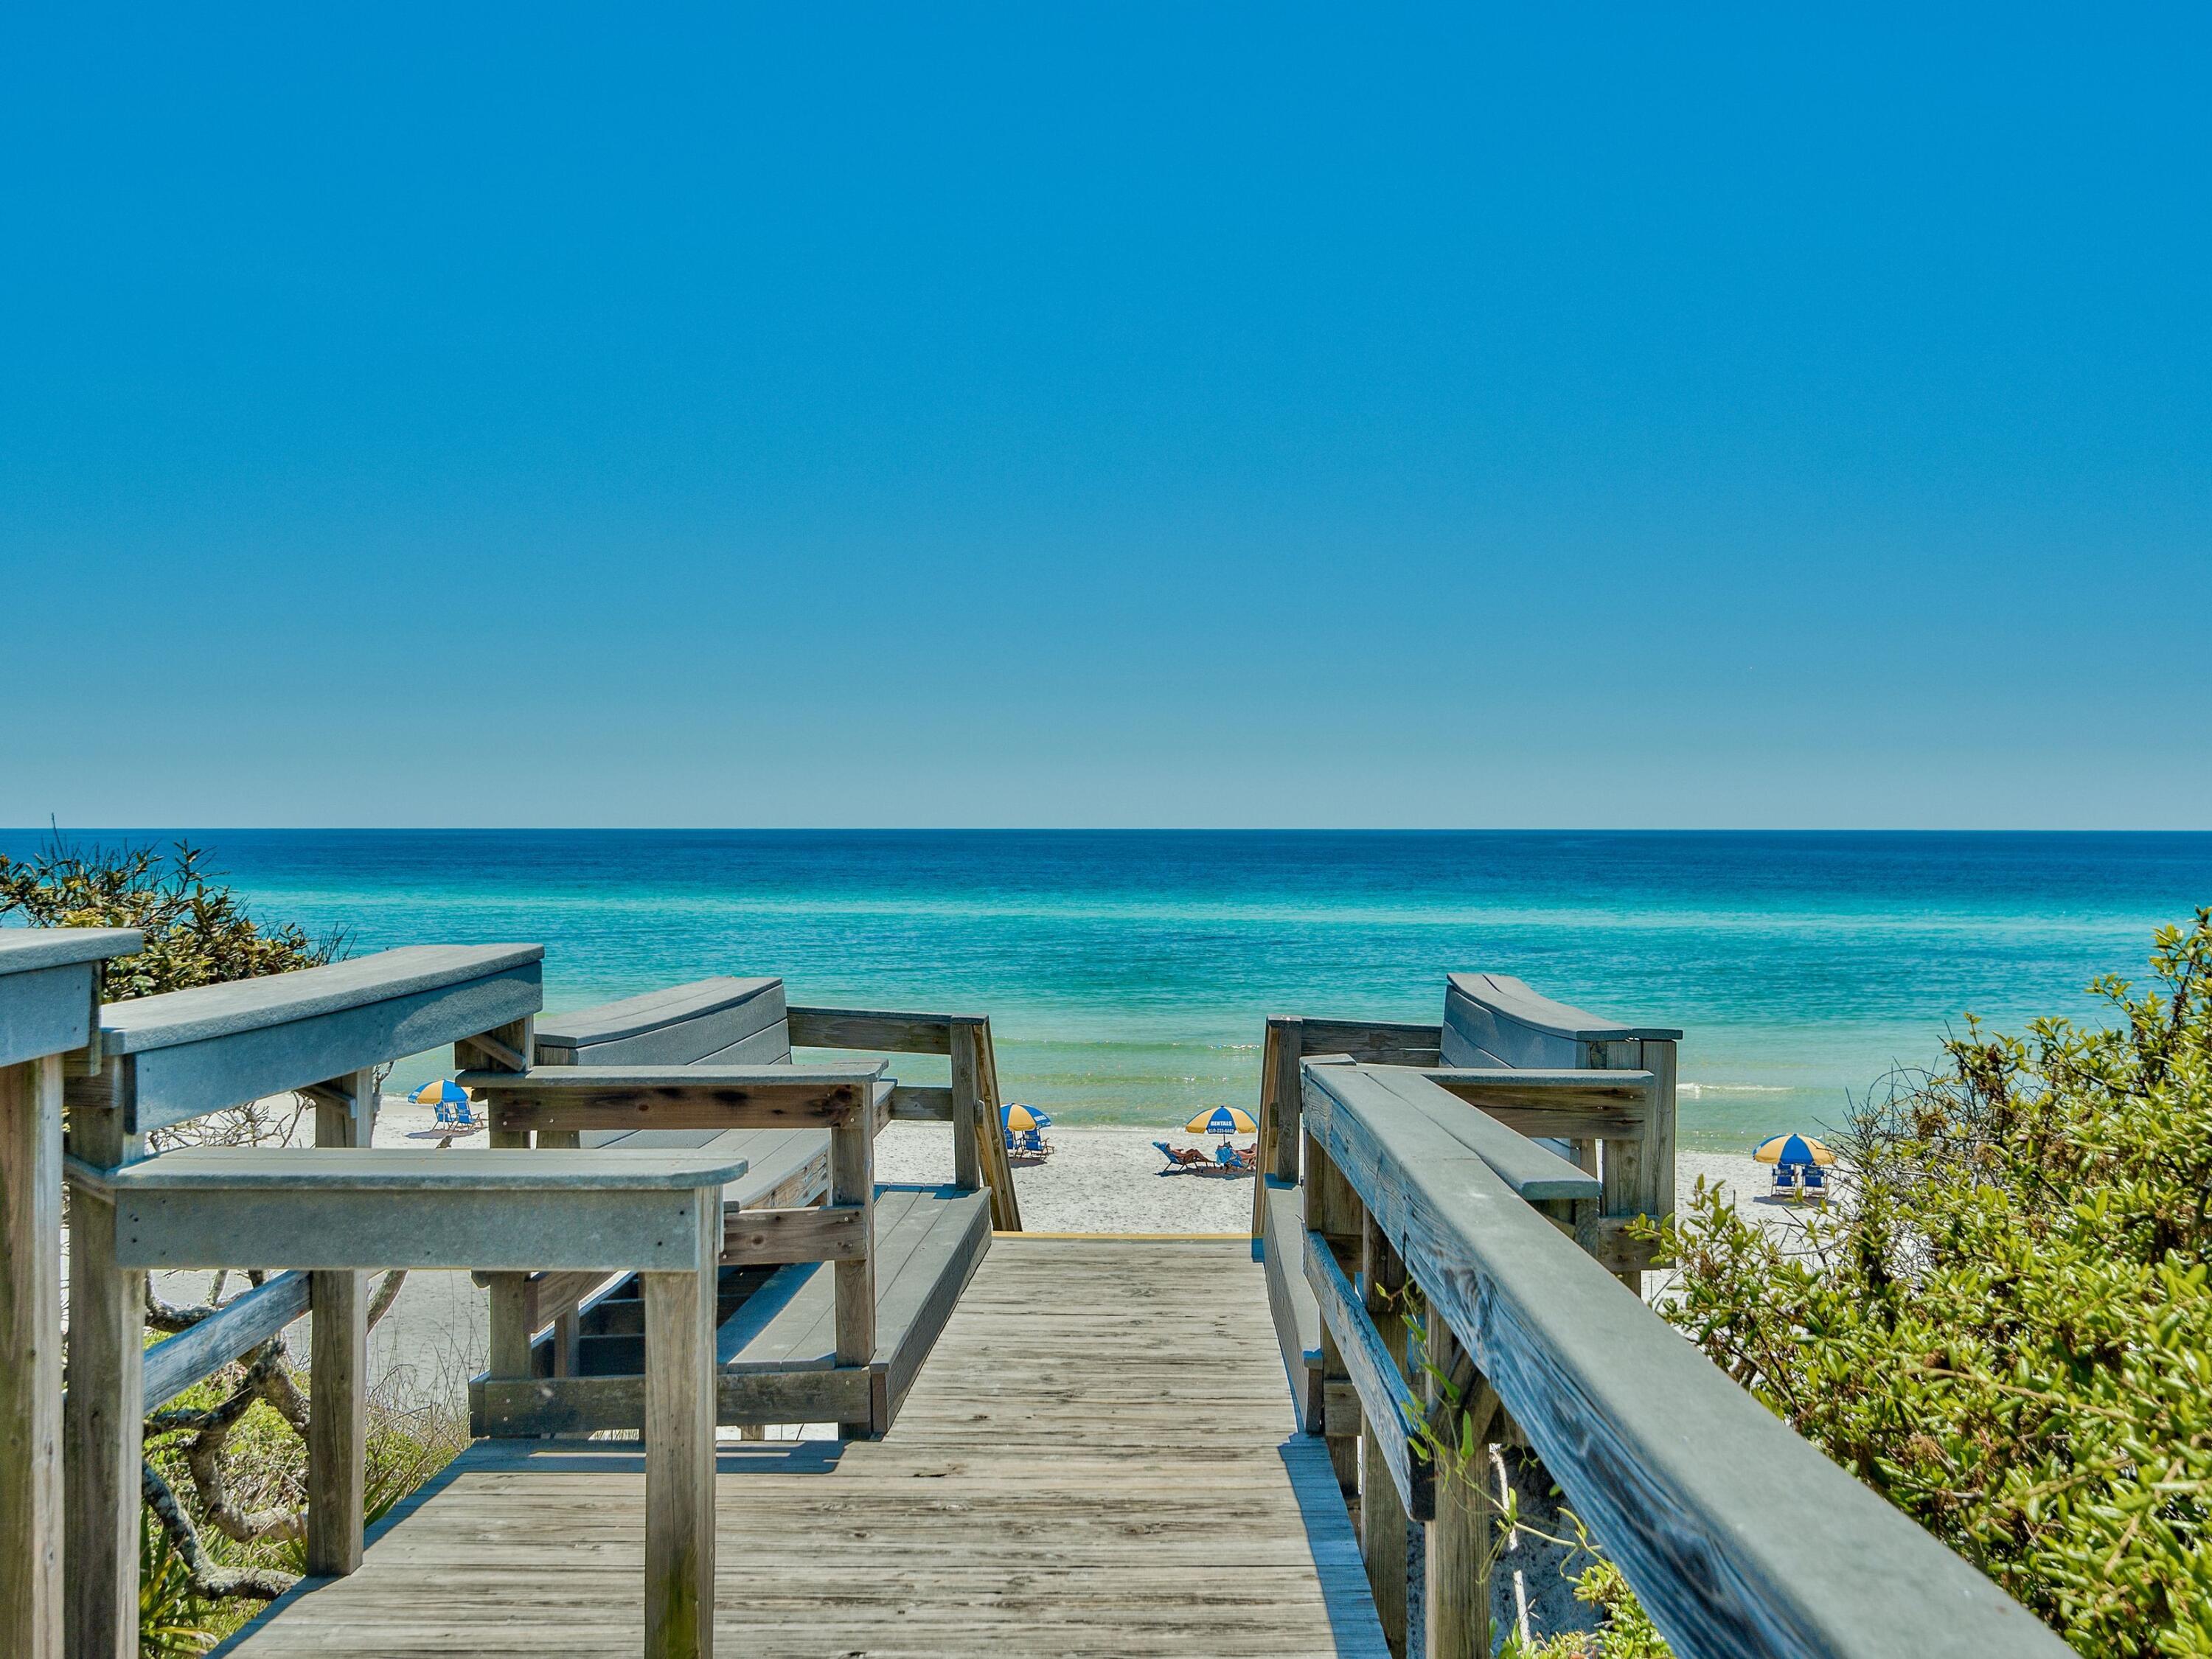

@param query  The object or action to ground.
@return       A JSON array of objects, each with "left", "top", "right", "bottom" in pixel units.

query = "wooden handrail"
[
  {"left": 787, "top": 1004, "right": 964, "bottom": 1054},
  {"left": 1301, "top": 1060, "right": 2070, "bottom": 1659},
  {"left": 83, "top": 945, "right": 543, "bottom": 1135},
  {"left": 139, "top": 1270, "right": 313, "bottom": 1411}
]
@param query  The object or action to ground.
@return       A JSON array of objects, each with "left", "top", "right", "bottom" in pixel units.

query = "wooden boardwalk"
[{"left": 218, "top": 1237, "right": 1388, "bottom": 1658}]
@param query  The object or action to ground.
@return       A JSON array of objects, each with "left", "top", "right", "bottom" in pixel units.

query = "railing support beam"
[
  {"left": 1, "top": 1055, "right": 66, "bottom": 1659},
  {"left": 1305, "top": 1127, "right": 1364, "bottom": 1500},
  {"left": 61, "top": 1069, "right": 143, "bottom": 1659},
  {"left": 476, "top": 1016, "right": 537, "bottom": 1435},
  {"left": 306, "top": 1068, "right": 375, "bottom": 1576},
  {"left": 1421, "top": 1310, "right": 1492, "bottom": 1659},
  {"left": 642, "top": 1191, "right": 720, "bottom": 1659},
  {"left": 830, "top": 1108, "right": 877, "bottom": 1439},
  {"left": 1362, "top": 1212, "right": 1412, "bottom": 1658}
]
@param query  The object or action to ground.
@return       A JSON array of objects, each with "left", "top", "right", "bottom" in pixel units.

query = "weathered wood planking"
[
  {"left": 1301, "top": 1060, "right": 2072, "bottom": 1659},
  {"left": 217, "top": 1237, "right": 1390, "bottom": 1659},
  {"left": 721, "top": 1203, "right": 867, "bottom": 1264},
  {"left": 1297, "top": 1017, "right": 1447, "bottom": 1066},
  {"left": 1439, "top": 972, "right": 1680, "bottom": 1071},
  {"left": 537, "top": 978, "right": 789, "bottom": 1067},
  {"left": 465, "top": 1064, "right": 883, "bottom": 1133},
  {"left": 786, "top": 1004, "right": 956, "bottom": 1054},
  {"left": 91, "top": 945, "right": 544, "bottom": 1134}
]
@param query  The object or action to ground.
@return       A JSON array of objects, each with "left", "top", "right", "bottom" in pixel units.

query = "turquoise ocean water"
[{"left": 7, "top": 831, "right": 2208, "bottom": 1152}]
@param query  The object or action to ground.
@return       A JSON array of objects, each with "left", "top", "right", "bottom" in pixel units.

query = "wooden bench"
[
  {"left": 461, "top": 975, "right": 1012, "bottom": 1441},
  {"left": 1251, "top": 974, "right": 1680, "bottom": 1437},
  {"left": 0, "top": 927, "right": 142, "bottom": 1659}
]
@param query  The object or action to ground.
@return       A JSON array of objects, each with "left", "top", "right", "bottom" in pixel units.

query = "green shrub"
[
  {"left": 1643, "top": 911, "right": 2212, "bottom": 1656},
  {"left": 0, "top": 835, "right": 337, "bottom": 1002}
]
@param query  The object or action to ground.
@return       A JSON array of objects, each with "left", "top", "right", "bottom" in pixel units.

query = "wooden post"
[
  {"left": 1270, "top": 1018, "right": 1304, "bottom": 1184},
  {"left": 955, "top": 1017, "right": 1021, "bottom": 1231},
  {"left": 1250, "top": 1017, "right": 1303, "bottom": 1245},
  {"left": 305, "top": 1068, "right": 374, "bottom": 1576},
  {"left": 830, "top": 1105, "right": 877, "bottom": 1439},
  {"left": 473, "top": 1018, "right": 537, "bottom": 1418},
  {"left": 1304, "top": 1124, "right": 1363, "bottom": 1502},
  {"left": 641, "top": 1190, "right": 718, "bottom": 1659},
  {"left": 947, "top": 1019, "right": 984, "bottom": 1194},
  {"left": 1, "top": 1054, "right": 65, "bottom": 1659},
  {"left": 1363, "top": 1212, "right": 1412, "bottom": 1657},
  {"left": 1422, "top": 1311, "right": 1492, "bottom": 1659},
  {"left": 1641, "top": 1037, "right": 1678, "bottom": 1228},
  {"left": 530, "top": 1127, "right": 585, "bottom": 1379},
  {"left": 62, "top": 1062, "right": 145, "bottom": 1659},
  {"left": 1596, "top": 1039, "right": 1648, "bottom": 1295}
]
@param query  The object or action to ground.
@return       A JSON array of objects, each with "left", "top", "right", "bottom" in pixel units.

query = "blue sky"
[{"left": 4, "top": 6, "right": 2206, "bottom": 828}]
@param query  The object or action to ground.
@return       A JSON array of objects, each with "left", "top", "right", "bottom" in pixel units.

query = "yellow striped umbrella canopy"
[
  {"left": 1003, "top": 1105, "right": 1049, "bottom": 1133},
  {"left": 1186, "top": 1107, "right": 1257, "bottom": 1136},
  {"left": 1751, "top": 1133, "right": 1837, "bottom": 1166}
]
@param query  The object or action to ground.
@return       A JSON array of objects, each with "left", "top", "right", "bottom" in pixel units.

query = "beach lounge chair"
[
  {"left": 433, "top": 1091, "right": 481, "bottom": 1132},
  {"left": 1800, "top": 1164, "right": 1828, "bottom": 1205},
  {"left": 1154, "top": 1141, "right": 1211, "bottom": 1170},
  {"left": 1771, "top": 1163, "right": 1801, "bottom": 1200}
]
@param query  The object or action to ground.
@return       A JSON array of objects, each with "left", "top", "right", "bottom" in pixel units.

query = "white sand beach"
[{"left": 129, "top": 1098, "right": 1791, "bottom": 1407}]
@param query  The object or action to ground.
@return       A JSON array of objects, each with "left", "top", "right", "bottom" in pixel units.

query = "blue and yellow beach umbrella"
[
  {"left": 1751, "top": 1132, "right": 1836, "bottom": 1166},
  {"left": 411, "top": 1079, "right": 470, "bottom": 1109},
  {"left": 1186, "top": 1107, "right": 1257, "bottom": 1138},
  {"left": 1002, "top": 1104, "right": 1051, "bottom": 1133}
]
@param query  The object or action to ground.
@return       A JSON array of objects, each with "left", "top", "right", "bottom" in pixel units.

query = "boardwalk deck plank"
[{"left": 215, "top": 1237, "right": 1387, "bottom": 1658}]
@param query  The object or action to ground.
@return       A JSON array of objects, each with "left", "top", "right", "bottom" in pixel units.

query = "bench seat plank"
[
  {"left": 582, "top": 1127, "right": 831, "bottom": 1212},
  {"left": 713, "top": 1186, "right": 985, "bottom": 1371}
]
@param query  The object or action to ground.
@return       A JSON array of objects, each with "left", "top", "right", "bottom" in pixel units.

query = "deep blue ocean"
[{"left": 7, "top": 830, "right": 2208, "bottom": 1152}]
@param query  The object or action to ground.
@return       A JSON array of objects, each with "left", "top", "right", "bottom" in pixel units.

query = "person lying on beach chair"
[
  {"left": 1153, "top": 1141, "right": 1212, "bottom": 1170},
  {"left": 1211, "top": 1141, "right": 1257, "bottom": 1176}
]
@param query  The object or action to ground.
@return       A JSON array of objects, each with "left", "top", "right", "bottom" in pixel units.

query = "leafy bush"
[
  {"left": 1646, "top": 912, "right": 2212, "bottom": 1656},
  {"left": 0, "top": 835, "right": 338, "bottom": 1003}
]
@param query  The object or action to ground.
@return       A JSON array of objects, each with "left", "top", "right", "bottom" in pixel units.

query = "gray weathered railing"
[
  {"left": 42, "top": 941, "right": 736, "bottom": 1659},
  {"left": 1253, "top": 973, "right": 1679, "bottom": 1292},
  {"left": 1, "top": 927, "right": 143, "bottom": 1659},
  {"left": 1299, "top": 1057, "right": 2073, "bottom": 1659}
]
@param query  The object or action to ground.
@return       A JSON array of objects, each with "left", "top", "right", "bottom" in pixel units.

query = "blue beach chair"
[{"left": 1770, "top": 1163, "right": 1800, "bottom": 1200}]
